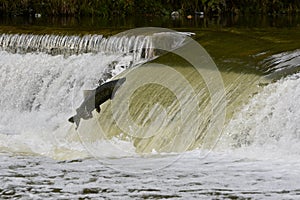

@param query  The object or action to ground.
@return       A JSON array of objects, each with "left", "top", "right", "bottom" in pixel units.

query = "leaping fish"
[{"left": 68, "top": 77, "right": 126, "bottom": 128}]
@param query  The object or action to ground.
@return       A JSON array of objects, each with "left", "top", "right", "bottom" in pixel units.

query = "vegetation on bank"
[{"left": 0, "top": 0, "right": 300, "bottom": 17}]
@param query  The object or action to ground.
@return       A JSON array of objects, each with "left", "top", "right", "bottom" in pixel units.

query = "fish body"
[{"left": 68, "top": 78, "right": 126, "bottom": 128}]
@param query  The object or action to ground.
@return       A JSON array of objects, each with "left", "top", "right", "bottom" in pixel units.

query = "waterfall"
[{"left": 0, "top": 32, "right": 187, "bottom": 63}]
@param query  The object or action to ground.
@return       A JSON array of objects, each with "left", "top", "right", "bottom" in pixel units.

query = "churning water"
[{"left": 0, "top": 30, "right": 300, "bottom": 199}]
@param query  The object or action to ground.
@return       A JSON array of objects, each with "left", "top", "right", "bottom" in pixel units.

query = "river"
[{"left": 0, "top": 15, "right": 300, "bottom": 199}]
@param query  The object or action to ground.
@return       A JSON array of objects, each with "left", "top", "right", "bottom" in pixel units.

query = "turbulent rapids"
[
  {"left": 0, "top": 29, "right": 299, "bottom": 161},
  {"left": 0, "top": 30, "right": 204, "bottom": 159}
]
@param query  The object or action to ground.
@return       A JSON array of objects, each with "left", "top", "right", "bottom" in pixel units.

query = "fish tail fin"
[
  {"left": 68, "top": 115, "right": 81, "bottom": 129},
  {"left": 68, "top": 116, "right": 75, "bottom": 123}
]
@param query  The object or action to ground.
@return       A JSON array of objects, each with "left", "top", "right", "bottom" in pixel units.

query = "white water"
[
  {"left": 219, "top": 71, "right": 300, "bottom": 159},
  {"left": 0, "top": 32, "right": 189, "bottom": 159},
  {"left": 0, "top": 32, "right": 188, "bottom": 60},
  {"left": 0, "top": 50, "right": 137, "bottom": 159}
]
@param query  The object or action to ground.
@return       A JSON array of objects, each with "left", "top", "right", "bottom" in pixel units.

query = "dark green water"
[
  {"left": 1, "top": 14, "right": 300, "bottom": 32},
  {"left": 1, "top": 14, "right": 300, "bottom": 27}
]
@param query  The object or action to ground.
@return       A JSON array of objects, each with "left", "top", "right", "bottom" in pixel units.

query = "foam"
[{"left": 220, "top": 72, "right": 300, "bottom": 159}]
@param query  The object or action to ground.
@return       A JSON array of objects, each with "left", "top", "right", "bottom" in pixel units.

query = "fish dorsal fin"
[{"left": 83, "top": 90, "right": 95, "bottom": 99}]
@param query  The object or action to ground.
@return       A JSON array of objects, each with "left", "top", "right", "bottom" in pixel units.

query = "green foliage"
[
  {"left": 0, "top": 0, "right": 300, "bottom": 17},
  {"left": 228, "top": 0, "right": 300, "bottom": 14}
]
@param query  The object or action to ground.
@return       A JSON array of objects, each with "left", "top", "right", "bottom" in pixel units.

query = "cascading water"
[
  {"left": 0, "top": 31, "right": 190, "bottom": 159},
  {"left": 218, "top": 50, "right": 300, "bottom": 159},
  {"left": 1, "top": 27, "right": 300, "bottom": 199},
  {"left": 0, "top": 32, "right": 188, "bottom": 58},
  {"left": 1, "top": 30, "right": 299, "bottom": 160}
]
